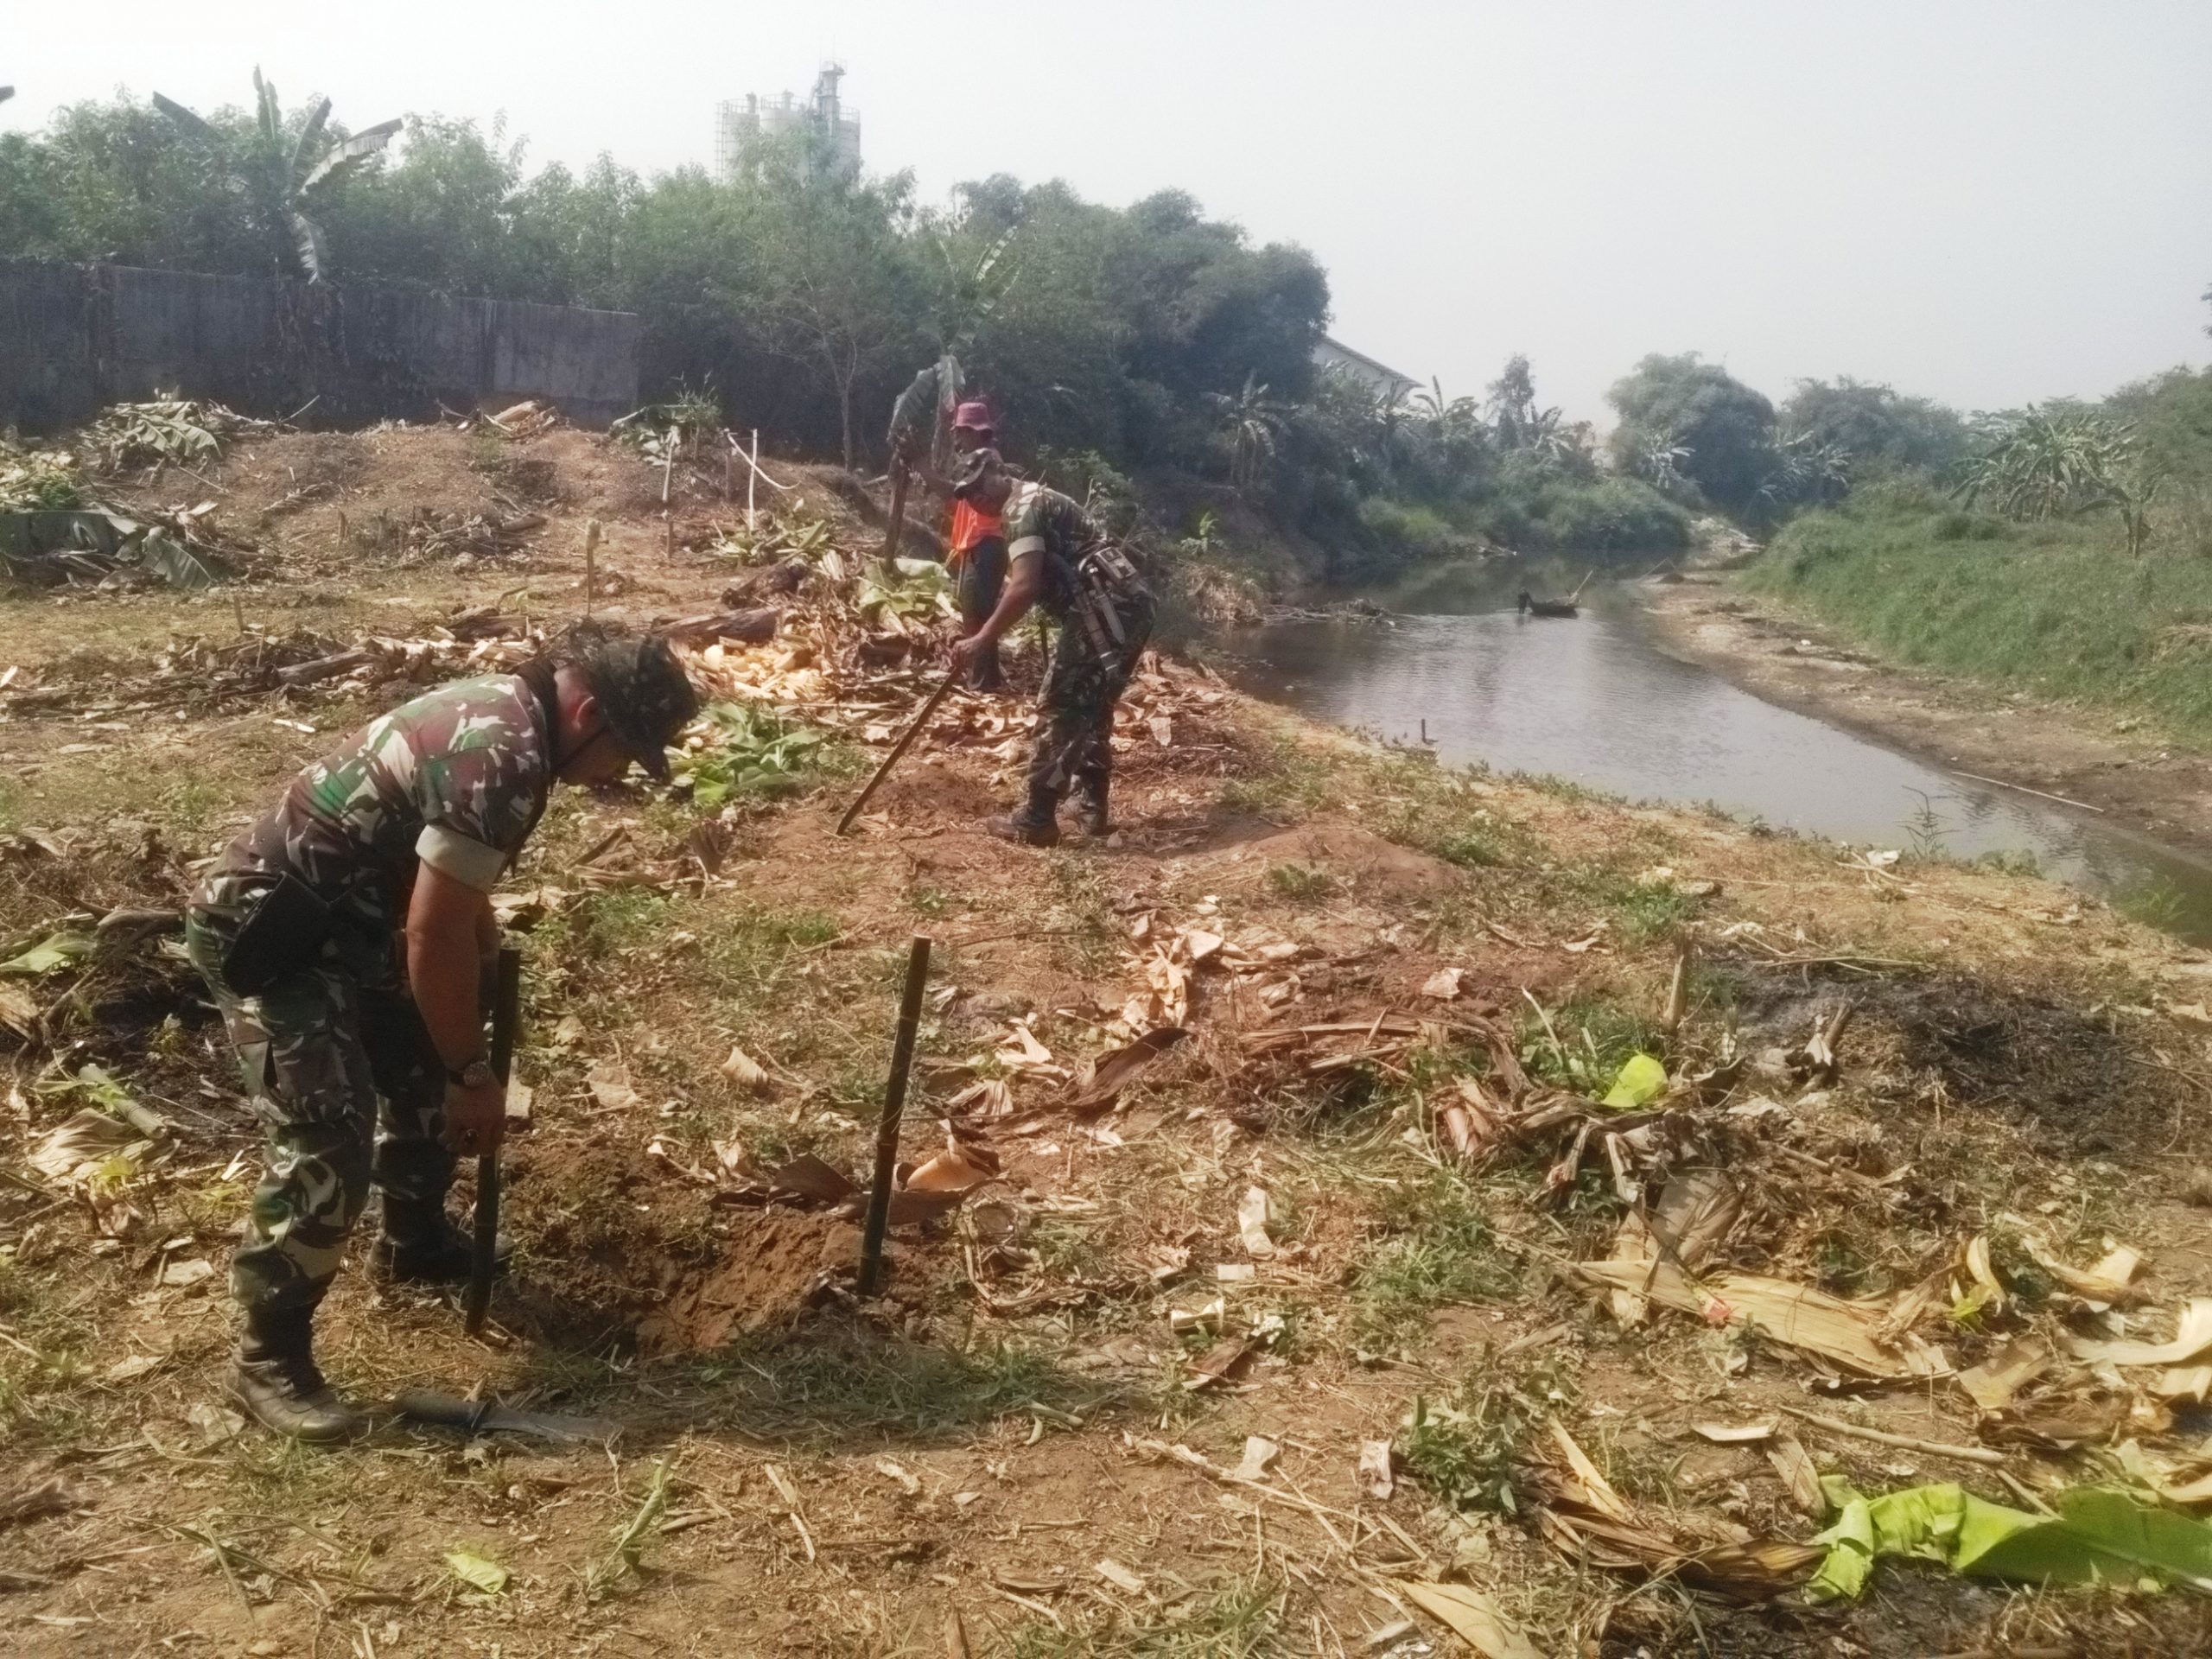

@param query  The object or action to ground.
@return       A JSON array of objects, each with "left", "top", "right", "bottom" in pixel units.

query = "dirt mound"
[
  {"left": 1240, "top": 822, "right": 1461, "bottom": 901},
  {"left": 637, "top": 1212, "right": 861, "bottom": 1355}
]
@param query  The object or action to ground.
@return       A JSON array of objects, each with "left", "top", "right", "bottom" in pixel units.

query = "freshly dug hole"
[{"left": 503, "top": 1139, "right": 860, "bottom": 1355}]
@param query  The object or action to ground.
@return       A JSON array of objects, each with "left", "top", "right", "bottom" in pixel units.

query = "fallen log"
[
  {"left": 659, "top": 607, "right": 779, "bottom": 647},
  {"left": 276, "top": 647, "right": 378, "bottom": 687}
]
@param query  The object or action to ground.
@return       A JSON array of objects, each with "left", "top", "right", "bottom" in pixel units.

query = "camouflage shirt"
[
  {"left": 1002, "top": 482, "right": 1141, "bottom": 621},
  {"left": 203, "top": 675, "right": 552, "bottom": 936}
]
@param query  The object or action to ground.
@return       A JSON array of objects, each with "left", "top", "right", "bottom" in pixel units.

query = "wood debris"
[{"left": 1576, "top": 1258, "right": 1951, "bottom": 1380}]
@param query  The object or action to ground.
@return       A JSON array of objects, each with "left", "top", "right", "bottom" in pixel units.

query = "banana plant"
[
  {"left": 154, "top": 68, "right": 399, "bottom": 281},
  {"left": 1210, "top": 372, "right": 1289, "bottom": 493},
  {"left": 1958, "top": 407, "right": 2139, "bottom": 522}
]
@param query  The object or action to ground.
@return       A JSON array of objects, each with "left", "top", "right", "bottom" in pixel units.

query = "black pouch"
[{"left": 219, "top": 874, "right": 333, "bottom": 997}]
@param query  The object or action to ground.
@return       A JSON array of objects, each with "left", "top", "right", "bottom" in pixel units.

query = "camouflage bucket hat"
[
  {"left": 582, "top": 633, "right": 699, "bottom": 781},
  {"left": 950, "top": 446, "right": 1004, "bottom": 500}
]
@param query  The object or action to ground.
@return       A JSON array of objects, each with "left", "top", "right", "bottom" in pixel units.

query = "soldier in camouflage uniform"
[
  {"left": 947, "top": 449, "right": 1154, "bottom": 845},
  {"left": 186, "top": 631, "right": 699, "bottom": 1440}
]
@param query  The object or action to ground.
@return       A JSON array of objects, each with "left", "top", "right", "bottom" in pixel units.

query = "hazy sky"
[{"left": 8, "top": 2, "right": 2209, "bottom": 423}]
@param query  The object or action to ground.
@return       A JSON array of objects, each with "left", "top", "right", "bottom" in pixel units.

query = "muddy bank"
[{"left": 1641, "top": 573, "right": 2212, "bottom": 867}]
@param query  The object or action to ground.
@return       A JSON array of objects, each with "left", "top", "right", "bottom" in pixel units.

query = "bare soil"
[{"left": 7, "top": 421, "right": 2212, "bottom": 1656}]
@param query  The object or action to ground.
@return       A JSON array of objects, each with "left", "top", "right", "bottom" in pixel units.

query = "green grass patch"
[
  {"left": 1216, "top": 734, "right": 1338, "bottom": 818},
  {"left": 1263, "top": 861, "right": 1337, "bottom": 899},
  {"left": 1746, "top": 493, "right": 2212, "bottom": 745},
  {"left": 1353, "top": 1168, "right": 1520, "bottom": 1347},
  {"left": 1519, "top": 995, "right": 1660, "bottom": 1096},
  {"left": 1565, "top": 865, "right": 1694, "bottom": 947}
]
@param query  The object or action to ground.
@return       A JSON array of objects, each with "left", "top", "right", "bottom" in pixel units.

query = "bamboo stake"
[
  {"left": 880, "top": 457, "right": 910, "bottom": 574},
  {"left": 1661, "top": 939, "right": 1692, "bottom": 1033},
  {"left": 582, "top": 518, "right": 601, "bottom": 617},
  {"left": 836, "top": 670, "right": 960, "bottom": 835},
  {"left": 1951, "top": 770, "right": 2106, "bottom": 815},
  {"left": 464, "top": 944, "right": 523, "bottom": 1337},
  {"left": 1778, "top": 1405, "right": 2007, "bottom": 1466},
  {"left": 748, "top": 429, "right": 759, "bottom": 531},
  {"left": 857, "top": 935, "right": 932, "bottom": 1296}
]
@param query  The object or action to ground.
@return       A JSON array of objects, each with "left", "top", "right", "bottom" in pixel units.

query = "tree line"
[{"left": 6, "top": 78, "right": 2197, "bottom": 575}]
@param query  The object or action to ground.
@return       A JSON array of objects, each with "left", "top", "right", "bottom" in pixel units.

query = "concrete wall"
[{"left": 0, "top": 261, "right": 641, "bottom": 433}]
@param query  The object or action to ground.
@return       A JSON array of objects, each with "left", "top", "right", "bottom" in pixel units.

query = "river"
[{"left": 1225, "top": 568, "right": 2212, "bottom": 944}]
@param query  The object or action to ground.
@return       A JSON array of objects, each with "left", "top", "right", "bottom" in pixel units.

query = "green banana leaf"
[
  {"left": 1811, "top": 1477, "right": 2212, "bottom": 1600},
  {"left": 1600, "top": 1052, "right": 1668, "bottom": 1109}
]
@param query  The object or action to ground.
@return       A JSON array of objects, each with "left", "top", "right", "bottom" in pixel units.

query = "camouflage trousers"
[
  {"left": 1025, "top": 590, "right": 1156, "bottom": 810},
  {"left": 953, "top": 537, "right": 1008, "bottom": 691},
  {"left": 186, "top": 907, "right": 454, "bottom": 1317}
]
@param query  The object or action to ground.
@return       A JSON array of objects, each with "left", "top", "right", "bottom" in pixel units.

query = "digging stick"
[
  {"left": 464, "top": 944, "right": 523, "bottom": 1336},
  {"left": 835, "top": 668, "right": 960, "bottom": 835},
  {"left": 880, "top": 456, "right": 910, "bottom": 573},
  {"left": 858, "top": 934, "right": 932, "bottom": 1296}
]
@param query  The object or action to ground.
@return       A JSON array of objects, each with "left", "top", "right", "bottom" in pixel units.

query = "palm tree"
[{"left": 154, "top": 68, "right": 399, "bottom": 281}]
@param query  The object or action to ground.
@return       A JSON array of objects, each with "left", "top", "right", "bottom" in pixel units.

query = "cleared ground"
[{"left": 7, "top": 417, "right": 2212, "bottom": 1656}]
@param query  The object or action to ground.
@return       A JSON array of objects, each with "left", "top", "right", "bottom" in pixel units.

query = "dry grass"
[{"left": 5, "top": 423, "right": 2212, "bottom": 1656}]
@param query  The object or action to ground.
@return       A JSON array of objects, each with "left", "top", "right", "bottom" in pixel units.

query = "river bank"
[
  {"left": 10, "top": 417, "right": 2212, "bottom": 1654},
  {"left": 1642, "top": 570, "right": 2212, "bottom": 869}
]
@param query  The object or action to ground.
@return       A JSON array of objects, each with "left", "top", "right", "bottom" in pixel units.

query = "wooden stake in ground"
[
  {"left": 1662, "top": 939, "right": 1693, "bottom": 1033},
  {"left": 582, "top": 518, "right": 601, "bottom": 618},
  {"left": 748, "top": 429, "right": 760, "bottom": 533},
  {"left": 836, "top": 669, "right": 961, "bottom": 835},
  {"left": 464, "top": 944, "right": 523, "bottom": 1337},
  {"left": 880, "top": 456, "right": 910, "bottom": 573},
  {"left": 857, "top": 935, "right": 932, "bottom": 1296}
]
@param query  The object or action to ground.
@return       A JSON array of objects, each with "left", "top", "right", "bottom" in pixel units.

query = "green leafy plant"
[
  {"left": 1960, "top": 406, "right": 2158, "bottom": 551},
  {"left": 686, "top": 703, "right": 830, "bottom": 808},
  {"left": 1395, "top": 1361, "right": 1565, "bottom": 1516}
]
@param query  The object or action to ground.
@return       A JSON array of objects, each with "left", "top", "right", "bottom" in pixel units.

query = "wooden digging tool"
[
  {"left": 463, "top": 944, "right": 523, "bottom": 1336},
  {"left": 857, "top": 934, "right": 932, "bottom": 1296},
  {"left": 879, "top": 455, "right": 911, "bottom": 574},
  {"left": 836, "top": 667, "right": 960, "bottom": 835}
]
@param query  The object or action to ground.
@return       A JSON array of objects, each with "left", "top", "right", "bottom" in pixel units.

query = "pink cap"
[{"left": 952, "top": 401, "right": 995, "bottom": 433}]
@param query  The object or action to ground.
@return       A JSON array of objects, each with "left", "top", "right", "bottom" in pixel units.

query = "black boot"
[
  {"left": 228, "top": 1306, "right": 365, "bottom": 1443},
  {"left": 371, "top": 1198, "right": 512, "bottom": 1285},
  {"left": 1071, "top": 777, "right": 1111, "bottom": 840},
  {"left": 986, "top": 785, "right": 1060, "bottom": 848}
]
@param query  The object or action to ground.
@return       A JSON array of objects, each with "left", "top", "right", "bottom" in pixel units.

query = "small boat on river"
[{"left": 1516, "top": 590, "right": 1578, "bottom": 619}]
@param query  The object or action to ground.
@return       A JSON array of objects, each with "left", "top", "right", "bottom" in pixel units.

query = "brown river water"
[{"left": 1224, "top": 566, "right": 2212, "bottom": 945}]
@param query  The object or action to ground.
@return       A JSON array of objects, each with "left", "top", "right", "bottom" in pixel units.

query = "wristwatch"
[{"left": 448, "top": 1058, "right": 496, "bottom": 1090}]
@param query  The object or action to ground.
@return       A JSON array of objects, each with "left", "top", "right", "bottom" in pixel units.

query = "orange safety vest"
[{"left": 948, "top": 499, "right": 1002, "bottom": 566}]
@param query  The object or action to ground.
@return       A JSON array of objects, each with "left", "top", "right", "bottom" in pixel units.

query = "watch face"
[{"left": 456, "top": 1061, "right": 494, "bottom": 1088}]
